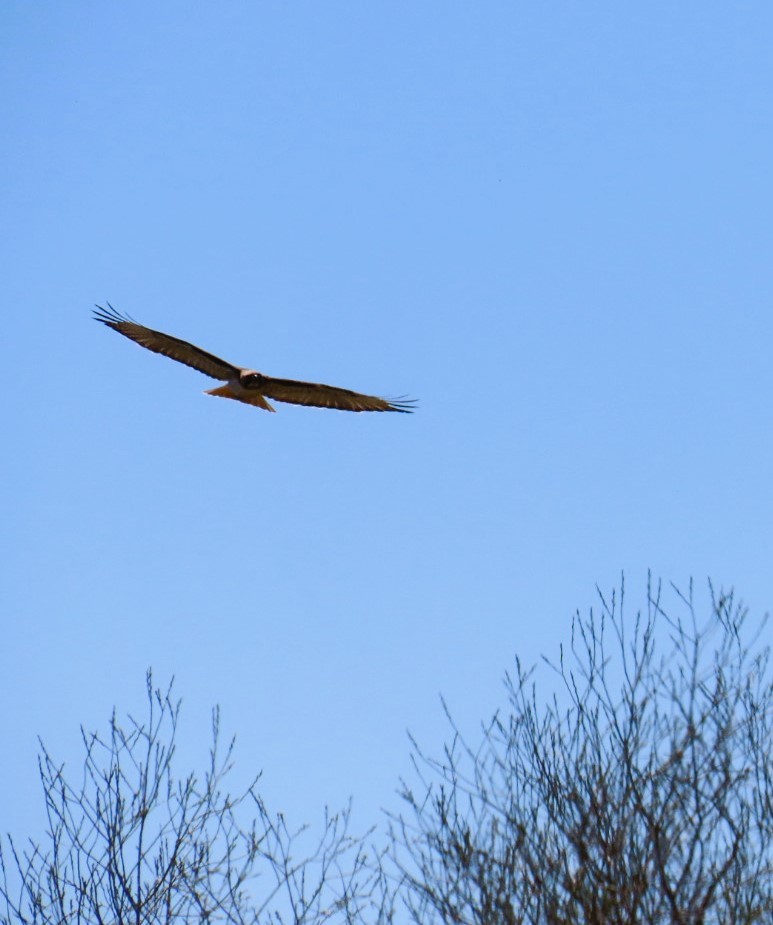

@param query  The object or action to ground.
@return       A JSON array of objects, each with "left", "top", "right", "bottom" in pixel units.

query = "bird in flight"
[{"left": 94, "top": 304, "right": 415, "bottom": 414}]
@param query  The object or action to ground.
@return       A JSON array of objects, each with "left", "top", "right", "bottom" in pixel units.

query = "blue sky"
[{"left": 3, "top": 2, "right": 773, "bottom": 844}]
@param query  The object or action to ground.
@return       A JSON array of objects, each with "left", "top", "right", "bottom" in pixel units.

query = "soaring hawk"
[{"left": 94, "top": 304, "right": 415, "bottom": 414}]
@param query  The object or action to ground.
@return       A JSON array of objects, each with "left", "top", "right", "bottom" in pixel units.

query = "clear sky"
[{"left": 3, "top": 2, "right": 773, "bottom": 845}]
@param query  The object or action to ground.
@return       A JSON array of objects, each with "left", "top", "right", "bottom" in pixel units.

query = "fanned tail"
[{"left": 205, "top": 385, "right": 276, "bottom": 412}]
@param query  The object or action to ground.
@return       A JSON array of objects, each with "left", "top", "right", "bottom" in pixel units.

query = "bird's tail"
[{"left": 205, "top": 385, "right": 276, "bottom": 412}]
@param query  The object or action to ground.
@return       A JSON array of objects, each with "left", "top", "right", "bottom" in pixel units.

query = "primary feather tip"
[
  {"left": 386, "top": 398, "right": 417, "bottom": 413},
  {"left": 93, "top": 303, "right": 137, "bottom": 327}
]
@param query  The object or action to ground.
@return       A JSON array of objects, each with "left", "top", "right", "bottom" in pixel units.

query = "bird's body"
[
  {"left": 205, "top": 373, "right": 276, "bottom": 412},
  {"left": 93, "top": 304, "right": 415, "bottom": 414}
]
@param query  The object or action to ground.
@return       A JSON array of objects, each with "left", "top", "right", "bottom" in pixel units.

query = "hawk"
[{"left": 94, "top": 304, "right": 415, "bottom": 414}]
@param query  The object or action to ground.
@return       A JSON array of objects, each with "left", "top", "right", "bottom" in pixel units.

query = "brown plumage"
[{"left": 93, "top": 304, "right": 415, "bottom": 414}]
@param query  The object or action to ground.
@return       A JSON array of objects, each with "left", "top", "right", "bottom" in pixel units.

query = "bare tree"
[
  {"left": 392, "top": 579, "right": 773, "bottom": 925},
  {"left": 5, "top": 581, "right": 771, "bottom": 925},
  {"left": 0, "top": 673, "right": 382, "bottom": 925}
]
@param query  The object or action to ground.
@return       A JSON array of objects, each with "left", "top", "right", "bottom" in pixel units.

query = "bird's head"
[{"left": 239, "top": 370, "right": 265, "bottom": 388}]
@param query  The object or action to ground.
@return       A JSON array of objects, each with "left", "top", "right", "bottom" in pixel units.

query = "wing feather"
[
  {"left": 259, "top": 376, "right": 415, "bottom": 413},
  {"left": 93, "top": 304, "right": 240, "bottom": 381}
]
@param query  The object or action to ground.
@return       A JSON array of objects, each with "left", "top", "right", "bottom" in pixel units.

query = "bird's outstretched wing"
[
  {"left": 259, "top": 376, "right": 415, "bottom": 413},
  {"left": 93, "top": 303, "right": 240, "bottom": 381}
]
